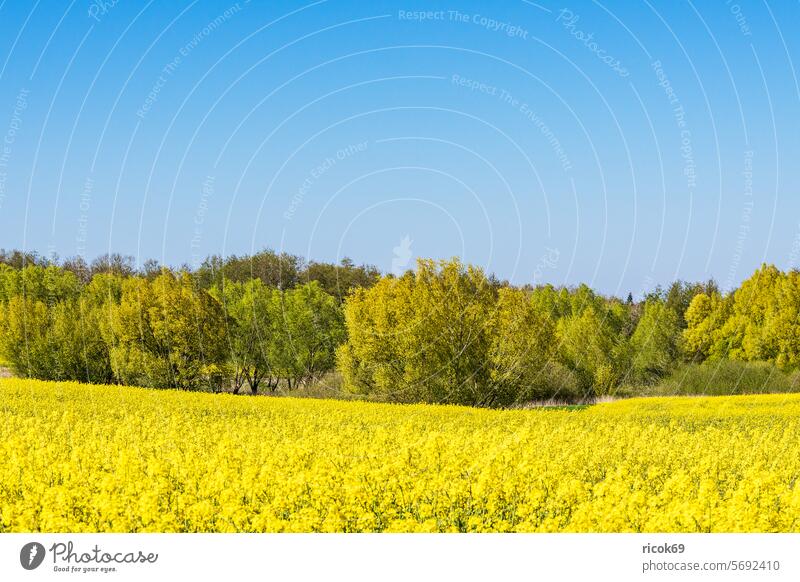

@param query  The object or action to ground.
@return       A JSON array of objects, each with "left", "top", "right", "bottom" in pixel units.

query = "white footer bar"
[{"left": 1, "top": 534, "right": 796, "bottom": 582}]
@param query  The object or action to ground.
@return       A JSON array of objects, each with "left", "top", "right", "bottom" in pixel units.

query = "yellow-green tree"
[
  {"left": 683, "top": 291, "right": 730, "bottom": 361},
  {"left": 0, "top": 296, "right": 59, "bottom": 378},
  {"left": 488, "top": 287, "right": 571, "bottom": 404},
  {"left": 338, "top": 258, "right": 497, "bottom": 405},
  {"left": 336, "top": 275, "right": 408, "bottom": 399},
  {"left": 103, "top": 271, "right": 228, "bottom": 389}
]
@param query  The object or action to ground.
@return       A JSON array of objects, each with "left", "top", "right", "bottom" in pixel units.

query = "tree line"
[
  {"left": 0, "top": 249, "right": 360, "bottom": 392},
  {"left": 337, "top": 258, "right": 719, "bottom": 405},
  {"left": 0, "top": 248, "right": 797, "bottom": 406}
]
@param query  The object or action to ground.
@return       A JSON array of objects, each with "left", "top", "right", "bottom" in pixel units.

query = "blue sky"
[{"left": 0, "top": 0, "right": 798, "bottom": 295}]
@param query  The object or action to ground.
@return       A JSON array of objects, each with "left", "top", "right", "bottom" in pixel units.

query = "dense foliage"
[
  {"left": 1, "top": 249, "right": 799, "bottom": 404},
  {"left": 0, "top": 252, "right": 347, "bottom": 393},
  {"left": 339, "top": 259, "right": 679, "bottom": 404},
  {"left": 2, "top": 378, "right": 799, "bottom": 532},
  {"left": 337, "top": 260, "right": 800, "bottom": 404}
]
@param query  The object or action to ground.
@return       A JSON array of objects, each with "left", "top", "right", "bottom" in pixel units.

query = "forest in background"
[{"left": 0, "top": 247, "right": 798, "bottom": 407}]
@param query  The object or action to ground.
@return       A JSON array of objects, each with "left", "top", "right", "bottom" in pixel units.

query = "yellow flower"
[{"left": 1, "top": 378, "right": 798, "bottom": 532}]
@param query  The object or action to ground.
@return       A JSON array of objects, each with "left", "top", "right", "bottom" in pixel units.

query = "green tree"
[
  {"left": 213, "top": 279, "right": 280, "bottom": 394},
  {"left": 556, "top": 306, "right": 621, "bottom": 396},
  {"left": 645, "top": 279, "right": 720, "bottom": 328},
  {"left": 272, "top": 282, "right": 345, "bottom": 388},
  {"left": 0, "top": 266, "right": 116, "bottom": 382},
  {"left": 195, "top": 249, "right": 303, "bottom": 290},
  {"left": 765, "top": 270, "right": 800, "bottom": 369},
  {"left": 629, "top": 301, "right": 682, "bottom": 382},
  {"left": 49, "top": 298, "right": 115, "bottom": 383},
  {"left": 300, "top": 258, "right": 380, "bottom": 301}
]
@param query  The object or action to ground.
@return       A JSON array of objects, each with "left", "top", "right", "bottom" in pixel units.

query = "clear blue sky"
[{"left": 0, "top": 0, "right": 798, "bottom": 295}]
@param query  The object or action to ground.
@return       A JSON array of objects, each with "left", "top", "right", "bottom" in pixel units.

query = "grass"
[{"left": 637, "top": 360, "right": 800, "bottom": 397}]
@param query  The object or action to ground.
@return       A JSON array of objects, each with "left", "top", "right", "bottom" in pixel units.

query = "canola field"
[{"left": 1, "top": 378, "right": 799, "bottom": 533}]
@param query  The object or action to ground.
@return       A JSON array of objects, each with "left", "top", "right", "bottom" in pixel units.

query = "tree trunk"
[{"left": 233, "top": 368, "right": 246, "bottom": 395}]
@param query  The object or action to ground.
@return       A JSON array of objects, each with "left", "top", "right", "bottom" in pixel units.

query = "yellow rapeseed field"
[{"left": 1, "top": 378, "right": 799, "bottom": 532}]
